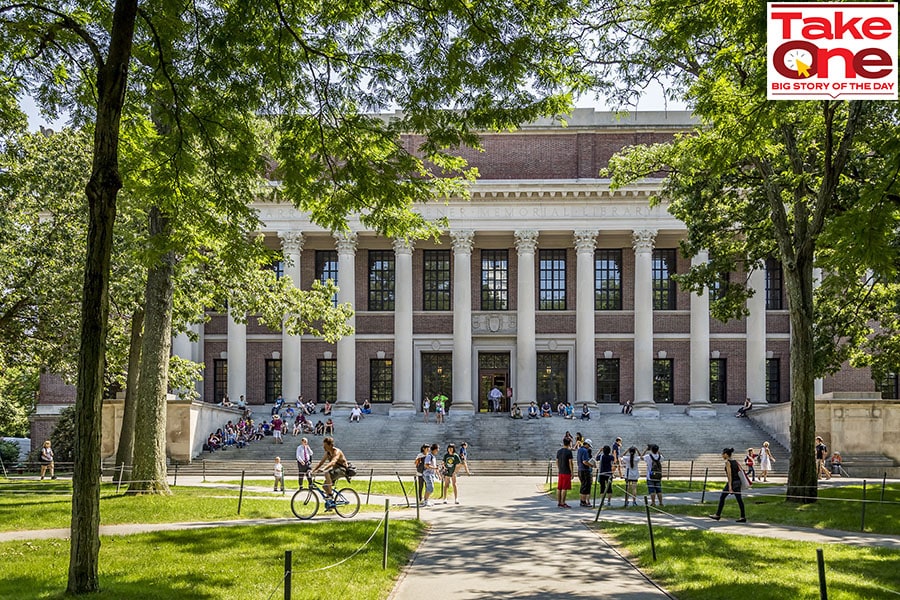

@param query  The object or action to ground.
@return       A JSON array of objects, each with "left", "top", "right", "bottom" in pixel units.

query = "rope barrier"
[
  {"left": 304, "top": 513, "right": 387, "bottom": 573},
  {"left": 263, "top": 571, "right": 289, "bottom": 600}
]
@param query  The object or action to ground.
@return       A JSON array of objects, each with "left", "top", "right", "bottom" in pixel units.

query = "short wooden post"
[
  {"left": 644, "top": 496, "right": 657, "bottom": 561},
  {"left": 366, "top": 468, "right": 374, "bottom": 504},
  {"left": 701, "top": 467, "right": 709, "bottom": 503},
  {"left": 816, "top": 548, "right": 827, "bottom": 600},
  {"left": 396, "top": 472, "right": 410, "bottom": 508},
  {"left": 688, "top": 461, "right": 694, "bottom": 491},
  {"left": 284, "top": 550, "right": 292, "bottom": 600},
  {"left": 382, "top": 499, "right": 390, "bottom": 569},
  {"left": 237, "top": 470, "right": 246, "bottom": 515},
  {"left": 860, "top": 480, "right": 867, "bottom": 532}
]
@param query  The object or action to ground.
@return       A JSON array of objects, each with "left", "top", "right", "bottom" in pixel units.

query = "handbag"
[{"left": 738, "top": 467, "right": 752, "bottom": 489}]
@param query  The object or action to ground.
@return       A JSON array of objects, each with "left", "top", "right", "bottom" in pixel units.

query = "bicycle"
[{"left": 291, "top": 474, "right": 360, "bottom": 520}]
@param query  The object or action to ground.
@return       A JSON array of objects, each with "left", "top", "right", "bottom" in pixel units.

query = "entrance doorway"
[{"left": 478, "top": 352, "right": 510, "bottom": 413}]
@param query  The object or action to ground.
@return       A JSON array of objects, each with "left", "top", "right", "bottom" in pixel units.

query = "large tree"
[
  {"left": 2, "top": 0, "right": 587, "bottom": 591},
  {"left": 598, "top": 0, "right": 900, "bottom": 502}
]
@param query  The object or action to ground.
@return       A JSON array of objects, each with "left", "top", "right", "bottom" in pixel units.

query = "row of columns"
[{"left": 209, "top": 229, "right": 773, "bottom": 414}]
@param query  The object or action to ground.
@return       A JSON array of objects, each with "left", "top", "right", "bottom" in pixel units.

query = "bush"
[{"left": 0, "top": 440, "right": 20, "bottom": 465}]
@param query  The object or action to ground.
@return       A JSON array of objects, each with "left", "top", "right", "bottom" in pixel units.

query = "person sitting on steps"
[
  {"left": 510, "top": 403, "right": 523, "bottom": 419},
  {"left": 527, "top": 402, "right": 539, "bottom": 419},
  {"left": 736, "top": 397, "right": 753, "bottom": 418}
]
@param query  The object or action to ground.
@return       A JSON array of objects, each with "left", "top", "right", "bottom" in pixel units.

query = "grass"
[
  {"left": 596, "top": 522, "right": 900, "bottom": 600},
  {"left": 654, "top": 483, "right": 900, "bottom": 536},
  {"left": 0, "top": 481, "right": 390, "bottom": 532},
  {"left": 222, "top": 478, "right": 413, "bottom": 497},
  {"left": 0, "top": 519, "right": 426, "bottom": 599}
]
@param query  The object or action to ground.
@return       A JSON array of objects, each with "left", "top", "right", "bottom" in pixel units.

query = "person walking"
[
  {"left": 556, "top": 438, "right": 575, "bottom": 508},
  {"left": 489, "top": 385, "right": 503, "bottom": 413},
  {"left": 422, "top": 396, "right": 430, "bottom": 422},
  {"left": 758, "top": 441, "right": 775, "bottom": 482},
  {"left": 271, "top": 414, "right": 284, "bottom": 444},
  {"left": 39, "top": 440, "right": 56, "bottom": 480},
  {"left": 576, "top": 439, "right": 594, "bottom": 507},
  {"left": 422, "top": 443, "right": 441, "bottom": 507},
  {"left": 441, "top": 444, "right": 462, "bottom": 504},
  {"left": 622, "top": 446, "right": 641, "bottom": 507},
  {"left": 459, "top": 441, "right": 471, "bottom": 475},
  {"left": 815, "top": 436, "right": 832, "bottom": 480},
  {"left": 744, "top": 448, "right": 756, "bottom": 482},
  {"left": 596, "top": 444, "right": 615, "bottom": 507},
  {"left": 273, "top": 457, "right": 285, "bottom": 492},
  {"left": 296, "top": 437, "right": 314, "bottom": 489},
  {"left": 642, "top": 444, "right": 664, "bottom": 507},
  {"left": 709, "top": 447, "right": 747, "bottom": 523},
  {"left": 611, "top": 437, "right": 623, "bottom": 479},
  {"left": 414, "top": 444, "right": 429, "bottom": 503}
]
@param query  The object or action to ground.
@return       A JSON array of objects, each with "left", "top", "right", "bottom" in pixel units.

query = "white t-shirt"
[
  {"left": 274, "top": 463, "right": 284, "bottom": 478},
  {"left": 643, "top": 453, "right": 662, "bottom": 479}
]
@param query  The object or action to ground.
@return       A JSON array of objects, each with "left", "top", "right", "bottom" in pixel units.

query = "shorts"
[
  {"left": 329, "top": 465, "right": 348, "bottom": 482},
  {"left": 597, "top": 474, "right": 612, "bottom": 494},
  {"left": 647, "top": 478, "right": 662, "bottom": 494},
  {"left": 557, "top": 473, "right": 572, "bottom": 490},
  {"left": 424, "top": 475, "right": 436, "bottom": 494},
  {"left": 578, "top": 471, "right": 592, "bottom": 495}
]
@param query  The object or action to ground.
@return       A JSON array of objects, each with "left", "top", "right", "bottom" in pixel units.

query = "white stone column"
[
  {"left": 632, "top": 229, "right": 658, "bottom": 417},
  {"left": 813, "top": 267, "right": 824, "bottom": 397},
  {"left": 335, "top": 231, "right": 357, "bottom": 410},
  {"left": 172, "top": 331, "right": 192, "bottom": 362},
  {"left": 392, "top": 238, "right": 415, "bottom": 414},
  {"left": 279, "top": 231, "right": 304, "bottom": 404},
  {"left": 516, "top": 230, "right": 539, "bottom": 405},
  {"left": 746, "top": 264, "right": 768, "bottom": 404},
  {"left": 688, "top": 250, "right": 715, "bottom": 416},
  {"left": 574, "top": 230, "right": 598, "bottom": 407},
  {"left": 451, "top": 230, "right": 475, "bottom": 412},
  {"left": 226, "top": 305, "right": 247, "bottom": 404}
]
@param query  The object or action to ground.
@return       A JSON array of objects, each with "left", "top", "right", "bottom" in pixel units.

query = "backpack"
[{"left": 649, "top": 454, "right": 663, "bottom": 481}]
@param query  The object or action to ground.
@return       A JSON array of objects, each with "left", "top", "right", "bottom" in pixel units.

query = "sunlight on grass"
[
  {"left": 597, "top": 522, "right": 900, "bottom": 600},
  {"left": 0, "top": 519, "right": 426, "bottom": 599}
]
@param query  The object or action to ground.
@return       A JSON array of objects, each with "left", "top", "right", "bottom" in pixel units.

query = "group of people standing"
[
  {"left": 415, "top": 441, "right": 470, "bottom": 506},
  {"left": 555, "top": 436, "right": 665, "bottom": 509}
]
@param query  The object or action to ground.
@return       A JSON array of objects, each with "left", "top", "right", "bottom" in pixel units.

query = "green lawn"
[
  {"left": 656, "top": 484, "right": 900, "bottom": 536},
  {"left": 0, "top": 519, "right": 426, "bottom": 599},
  {"left": 597, "top": 522, "right": 900, "bottom": 600},
  {"left": 0, "top": 481, "right": 390, "bottom": 532},
  {"left": 222, "top": 478, "right": 415, "bottom": 498}
]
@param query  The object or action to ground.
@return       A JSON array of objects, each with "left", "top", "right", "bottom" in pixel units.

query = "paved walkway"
[{"left": 388, "top": 476, "right": 673, "bottom": 600}]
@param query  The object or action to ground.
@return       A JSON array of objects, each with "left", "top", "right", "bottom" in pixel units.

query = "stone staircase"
[{"left": 177, "top": 404, "right": 790, "bottom": 478}]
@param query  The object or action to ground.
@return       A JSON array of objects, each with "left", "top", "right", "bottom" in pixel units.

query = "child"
[
  {"left": 745, "top": 448, "right": 757, "bottom": 482},
  {"left": 273, "top": 457, "right": 285, "bottom": 492}
]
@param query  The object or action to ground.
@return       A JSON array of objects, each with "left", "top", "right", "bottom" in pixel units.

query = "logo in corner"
[{"left": 767, "top": 3, "right": 898, "bottom": 100}]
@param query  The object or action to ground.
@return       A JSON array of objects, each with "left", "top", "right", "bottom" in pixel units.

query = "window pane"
[
  {"left": 652, "top": 249, "right": 677, "bottom": 310},
  {"left": 595, "top": 250, "right": 622, "bottom": 310},
  {"left": 539, "top": 249, "right": 567, "bottom": 310},
  {"left": 596, "top": 359, "right": 620, "bottom": 403},
  {"left": 421, "top": 353, "right": 453, "bottom": 409},
  {"left": 368, "top": 250, "right": 395, "bottom": 311},
  {"left": 317, "top": 359, "right": 336, "bottom": 403},
  {"left": 537, "top": 352, "right": 567, "bottom": 404},
  {"left": 481, "top": 250, "right": 509, "bottom": 310},
  {"left": 709, "top": 358, "right": 726, "bottom": 404},
  {"left": 266, "top": 260, "right": 284, "bottom": 280},
  {"left": 766, "top": 358, "right": 780, "bottom": 403},
  {"left": 766, "top": 258, "right": 783, "bottom": 310},
  {"left": 213, "top": 359, "right": 228, "bottom": 404},
  {"left": 878, "top": 373, "right": 898, "bottom": 399},
  {"left": 653, "top": 359, "right": 674, "bottom": 403},
  {"left": 423, "top": 250, "right": 452, "bottom": 311},
  {"left": 709, "top": 271, "right": 729, "bottom": 302},
  {"left": 265, "top": 359, "right": 282, "bottom": 404},
  {"left": 316, "top": 250, "right": 339, "bottom": 306},
  {"left": 370, "top": 359, "right": 393, "bottom": 403}
]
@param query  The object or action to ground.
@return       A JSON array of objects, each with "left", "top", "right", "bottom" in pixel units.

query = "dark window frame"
[
  {"left": 213, "top": 359, "right": 228, "bottom": 404},
  {"left": 317, "top": 359, "right": 337, "bottom": 404},
  {"left": 652, "top": 249, "right": 677, "bottom": 310},
  {"left": 766, "top": 358, "right": 781, "bottom": 403},
  {"left": 709, "top": 271, "right": 730, "bottom": 302},
  {"left": 653, "top": 358, "right": 674, "bottom": 403},
  {"left": 766, "top": 258, "right": 784, "bottom": 310},
  {"left": 538, "top": 249, "right": 567, "bottom": 311},
  {"left": 480, "top": 249, "right": 509, "bottom": 311},
  {"left": 265, "top": 359, "right": 282, "bottom": 404},
  {"left": 316, "top": 250, "right": 339, "bottom": 306},
  {"left": 710, "top": 358, "right": 727, "bottom": 404},
  {"left": 596, "top": 358, "right": 620, "bottom": 403},
  {"left": 368, "top": 250, "right": 396, "bottom": 311},
  {"left": 423, "top": 249, "right": 452, "bottom": 311},
  {"left": 266, "top": 260, "right": 284, "bottom": 280},
  {"left": 595, "top": 249, "right": 623, "bottom": 310},
  {"left": 370, "top": 358, "right": 393, "bottom": 403},
  {"left": 878, "top": 372, "right": 898, "bottom": 400},
  {"left": 537, "top": 352, "right": 568, "bottom": 404}
]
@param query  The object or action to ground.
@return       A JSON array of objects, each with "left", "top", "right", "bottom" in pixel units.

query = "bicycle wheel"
[
  {"left": 291, "top": 488, "right": 319, "bottom": 520},
  {"left": 334, "top": 487, "right": 360, "bottom": 518}
]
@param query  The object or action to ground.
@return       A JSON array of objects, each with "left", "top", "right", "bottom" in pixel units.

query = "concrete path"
[{"left": 388, "top": 476, "right": 673, "bottom": 600}]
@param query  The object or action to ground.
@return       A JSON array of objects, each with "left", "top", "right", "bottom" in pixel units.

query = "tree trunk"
[
  {"left": 785, "top": 249, "right": 819, "bottom": 503},
  {"left": 68, "top": 0, "right": 139, "bottom": 593},
  {"left": 114, "top": 309, "right": 143, "bottom": 483},
  {"left": 128, "top": 207, "right": 175, "bottom": 495}
]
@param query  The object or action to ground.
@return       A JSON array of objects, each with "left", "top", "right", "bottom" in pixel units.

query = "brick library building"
[{"left": 169, "top": 110, "right": 895, "bottom": 417}]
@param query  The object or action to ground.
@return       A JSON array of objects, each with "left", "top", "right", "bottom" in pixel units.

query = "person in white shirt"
[
  {"left": 273, "top": 457, "right": 285, "bottom": 492},
  {"left": 295, "top": 438, "right": 313, "bottom": 489},
  {"left": 350, "top": 405, "right": 362, "bottom": 422}
]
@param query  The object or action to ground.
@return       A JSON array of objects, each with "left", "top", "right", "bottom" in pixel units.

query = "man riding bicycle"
[{"left": 311, "top": 436, "right": 350, "bottom": 510}]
